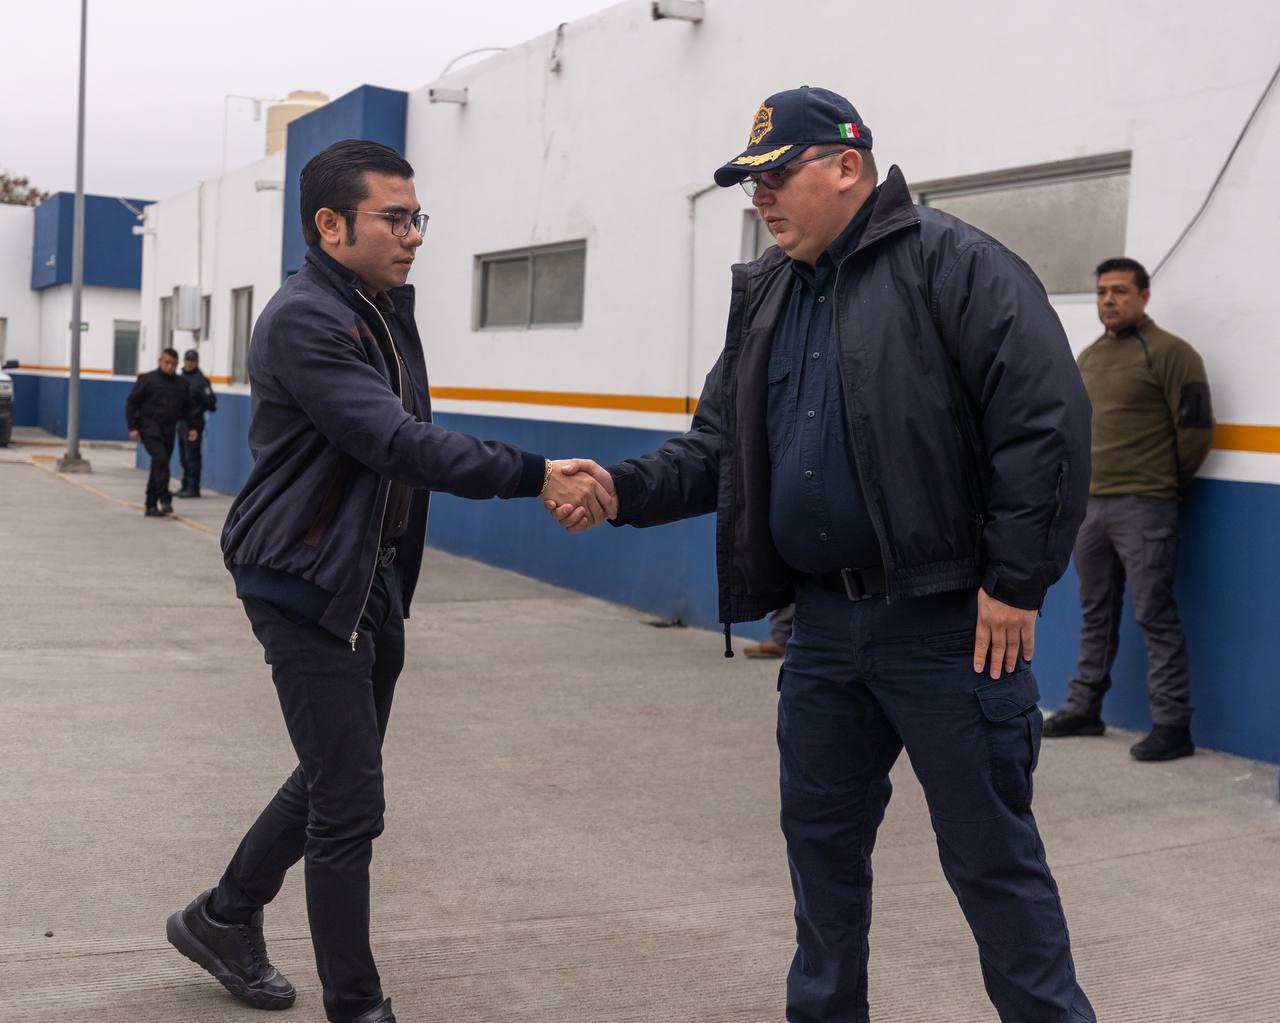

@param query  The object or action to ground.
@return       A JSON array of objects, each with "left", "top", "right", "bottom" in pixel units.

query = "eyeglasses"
[
  {"left": 338, "top": 209, "right": 430, "bottom": 237},
  {"left": 739, "top": 151, "right": 843, "bottom": 197}
]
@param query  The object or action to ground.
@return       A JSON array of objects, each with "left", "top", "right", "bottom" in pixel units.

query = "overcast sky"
[{"left": 3, "top": 0, "right": 621, "bottom": 202}]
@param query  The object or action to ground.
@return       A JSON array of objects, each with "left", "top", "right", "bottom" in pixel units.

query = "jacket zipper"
[
  {"left": 348, "top": 288, "right": 404, "bottom": 651},
  {"left": 830, "top": 258, "right": 896, "bottom": 594}
]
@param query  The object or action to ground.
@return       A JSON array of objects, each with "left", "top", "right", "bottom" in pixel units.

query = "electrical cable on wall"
[{"left": 1151, "top": 57, "right": 1280, "bottom": 278}]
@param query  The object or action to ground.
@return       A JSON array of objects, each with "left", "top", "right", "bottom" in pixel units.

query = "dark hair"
[
  {"left": 161, "top": 347, "right": 179, "bottom": 360},
  {"left": 1095, "top": 257, "right": 1150, "bottom": 291},
  {"left": 814, "top": 142, "right": 877, "bottom": 182},
  {"left": 299, "top": 140, "right": 415, "bottom": 247}
]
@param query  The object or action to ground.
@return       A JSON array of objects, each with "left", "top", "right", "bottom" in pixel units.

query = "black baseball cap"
[
  {"left": 714, "top": 86, "right": 873, "bottom": 188},
  {"left": 183, "top": 349, "right": 198, "bottom": 360}
]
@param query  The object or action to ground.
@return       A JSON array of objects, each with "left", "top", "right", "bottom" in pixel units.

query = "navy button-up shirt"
[{"left": 767, "top": 189, "right": 882, "bottom": 575}]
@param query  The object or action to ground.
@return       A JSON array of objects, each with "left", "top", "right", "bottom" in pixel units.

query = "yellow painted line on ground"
[
  {"left": 1213, "top": 424, "right": 1280, "bottom": 455},
  {"left": 26, "top": 456, "right": 217, "bottom": 536}
]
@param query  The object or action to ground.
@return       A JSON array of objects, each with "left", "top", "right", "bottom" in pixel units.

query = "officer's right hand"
[
  {"left": 545, "top": 459, "right": 617, "bottom": 534},
  {"left": 541, "top": 459, "right": 616, "bottom": 531},
  {"left": 973, "top": 587, "right": 1037, "bottom": 680}
]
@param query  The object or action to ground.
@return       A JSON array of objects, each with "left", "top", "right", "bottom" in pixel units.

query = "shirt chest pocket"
[{"left": 766, "top": 349, "right": 796, "bottom": 464}]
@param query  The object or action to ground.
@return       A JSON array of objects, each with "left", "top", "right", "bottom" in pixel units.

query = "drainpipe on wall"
[{"left": 683, "top": 183, "right": 718, "bottom": 417}]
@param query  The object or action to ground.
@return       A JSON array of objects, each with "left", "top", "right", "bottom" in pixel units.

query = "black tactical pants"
[
  {"left": 141, "top": 430, "right": 175, "bottom": 508},
  {"left": 179, "top": 425, "right": 203, "bottom": 492}
]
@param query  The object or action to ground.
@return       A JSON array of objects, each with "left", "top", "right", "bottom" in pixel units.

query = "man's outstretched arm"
[{"left": 545, "top": 355, "right": 727, "bottom": 532}]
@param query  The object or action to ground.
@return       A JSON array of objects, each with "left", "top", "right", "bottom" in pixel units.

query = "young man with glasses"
[
  {"left": 552, "top": 86, "right": 1097, "bottom": 1022},
  {"left": 165, "top": 139, "right": 614, "bottom": 1023}
]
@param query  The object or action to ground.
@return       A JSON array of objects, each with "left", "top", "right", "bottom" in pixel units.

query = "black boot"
[
  {"left": 1043, "top": 710, "right": 1106, "bottom": 737},
  {"left": 166, "top": 889, "right": 296, "bottom": 1010},
  {"left": 144, "top": 505, "right": 165, "bottom": 518},
  {"left": 175, "top": 487, "right": 199, "bottom": 498},
  {"left": 1130, "top": 724, "right": 1195, "bottom": 761},
  {"left": 352, "top": 998, "right": 397, "bottom": 1023}
]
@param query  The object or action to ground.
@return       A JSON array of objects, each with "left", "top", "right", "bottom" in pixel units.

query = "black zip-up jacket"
[
  {"left": 607, "top": 166, "right": 1091, "bottom": 620},
  {"left": 221, "top": 247, "right": 547, "bottom": 645},
  {"left": 126, "top": 369, "right": 198, "bottom": 437}
]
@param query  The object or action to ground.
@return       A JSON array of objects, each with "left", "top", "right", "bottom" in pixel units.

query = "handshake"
[{"left": 539, "top": 459, "right": 617, "bottom": 534}]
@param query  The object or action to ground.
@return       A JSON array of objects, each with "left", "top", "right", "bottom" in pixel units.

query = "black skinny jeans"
[{"left": 210, "top": 561, "right": 404, "bottom": 1023}]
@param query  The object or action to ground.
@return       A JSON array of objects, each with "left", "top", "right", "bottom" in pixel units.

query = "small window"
[
  {"left": 231, "top": 286, "right": 254, "bottom": 384},
  {"left": 915, "top": 153, "right": 1131, "bottom": 295},
  {"left": 113, "top": 320, "right": 140, "bottom": 377},
  {"left": 158, "top": 295, "right": 174, "bottom": 352},
  {"left": 476, "top": 242, "right": 586, "bottom": 329}
]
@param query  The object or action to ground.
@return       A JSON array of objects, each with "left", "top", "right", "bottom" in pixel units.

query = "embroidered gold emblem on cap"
[
  {"left": 733, "top": 144, "right": 794, "bottom": 167},
  {"left": 749, "top": 104, "right": 775, "bottom": 145}
]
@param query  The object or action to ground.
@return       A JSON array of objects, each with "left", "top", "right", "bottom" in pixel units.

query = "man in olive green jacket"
[{"left": 1046, "top": 257, "right": 1214, "bottom": 760}]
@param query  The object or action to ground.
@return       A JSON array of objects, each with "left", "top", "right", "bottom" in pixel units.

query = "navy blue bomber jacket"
[
  {"left": 607, "top": 166, "right": 1092, "bottom": 622},
  {"left": 221, "top": 247, "right": 546, "bottom": 647}
]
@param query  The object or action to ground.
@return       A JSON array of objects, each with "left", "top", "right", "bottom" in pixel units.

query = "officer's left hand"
[
  {"left": 187, "top": 429, "right": 198, "bottom": 442},
  {"left": 973, "top": 589, "right": 1036, "bottom": 680}
]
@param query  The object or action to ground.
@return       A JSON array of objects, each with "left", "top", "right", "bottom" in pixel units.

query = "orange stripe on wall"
[
  {"left": 1213, "top": 424, "right": 1280, "bottom": 454},
  {"left": 8, "top": 364, "right": 1280, "bottom": 454},
  {"left": 430, "top": 386, "right": 696, "bottom": 415},
  {"left": 11, "top": 364, "right": 116, "bottom": 376}
]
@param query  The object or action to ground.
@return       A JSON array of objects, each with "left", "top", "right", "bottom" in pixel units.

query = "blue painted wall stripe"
[{"left": 16, "top": 378, "right": 1279, "bottom": 764}]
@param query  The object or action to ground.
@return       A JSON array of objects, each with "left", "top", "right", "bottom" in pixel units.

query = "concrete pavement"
[{"left": 1, "top": 444, "right": 1278, "bottom": 1022}]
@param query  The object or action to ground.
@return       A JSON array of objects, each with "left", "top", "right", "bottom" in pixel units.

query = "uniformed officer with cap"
[
  {"left": 552, "top": 86, "right": 1097, "bottom": 1022},
  {"left": 177, "top": 348, "right": 217, "bottom": 498}
]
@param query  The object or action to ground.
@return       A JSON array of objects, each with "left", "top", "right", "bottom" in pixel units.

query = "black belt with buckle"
[
  {"left": 376, "top": 542, "right": 398, "bottom": 568},
  {"left": 810, "top": 565, "right": 887, "bottom": 601}
]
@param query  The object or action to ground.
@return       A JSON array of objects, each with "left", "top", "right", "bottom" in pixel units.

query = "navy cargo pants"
[{"left": 778, "top": 583, "right": 1095, "bottom": 1022}]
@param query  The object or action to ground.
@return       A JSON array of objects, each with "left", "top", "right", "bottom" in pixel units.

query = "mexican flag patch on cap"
[{"left": 838, "top": 122, "right": 860, "bottom": 139}]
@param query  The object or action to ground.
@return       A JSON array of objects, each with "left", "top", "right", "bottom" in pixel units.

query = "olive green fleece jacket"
[{"left": 1077, "top": 315, "right": 1214, "bottom": 499}]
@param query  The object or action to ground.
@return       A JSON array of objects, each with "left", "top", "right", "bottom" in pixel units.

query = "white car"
[{"left": 0, "top": 360, "right": 14, "bottom": 447}]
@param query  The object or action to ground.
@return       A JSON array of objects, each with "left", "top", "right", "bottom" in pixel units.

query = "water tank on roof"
[{"left": 265, "top": 91, "right": 329, "bottom": 154}]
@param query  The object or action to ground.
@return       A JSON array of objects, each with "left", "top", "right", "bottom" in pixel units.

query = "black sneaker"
[
  {"left": 352, "top": 998, "right": 397, "bottom": 1023},
  {"left": 175, "top": 487, "right": 198, "bottom": 498},
  {"left": 1043, "top": 711, "right": 1106, "bottom": 737},
  {"left": 1130, "top": 724, "right": 1195, "bottom": 761},
  {"left": 166, "top": 889, "right": 296, "bottom": 1010}
]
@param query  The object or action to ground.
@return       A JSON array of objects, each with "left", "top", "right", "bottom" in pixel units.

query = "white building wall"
[
  {"left": 140, "top": 151, "right": 285, "bottom": 390},
  {"left": 0, "top": 204, "right": 40, "bottom": 366},
  {"left": 405, "top": 0, "right": 1280, "bottom": 480},
  {"left": 35, "top": 286, "right": 142, "bottom": 376}
]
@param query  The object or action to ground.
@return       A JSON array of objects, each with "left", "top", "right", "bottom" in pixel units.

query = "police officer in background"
[
  {"left": 126, "top": 347, "right": 198, "bottom": 517},
  {"left": 177, "top": 348, "right": 217, "bottom": 498},
  {"left": 551, "top": 87, "right": 1096, "bottom": 1022}
]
